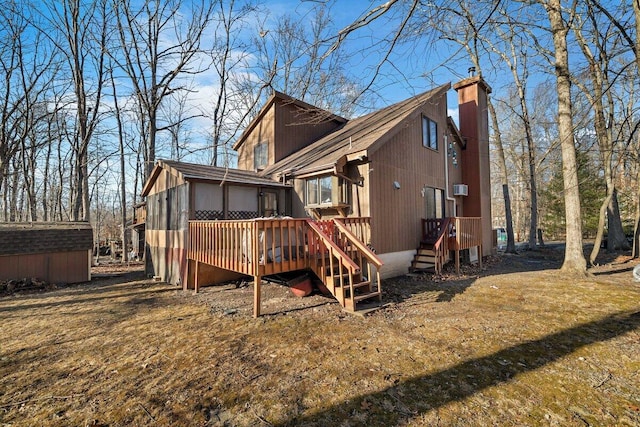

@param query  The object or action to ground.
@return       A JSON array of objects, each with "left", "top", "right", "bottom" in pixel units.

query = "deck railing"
[
  {"left": 431, "top": 217, "right": 452, "bottom": 275},
  {"left": 421, "top": 218, "right": 447, "bottom": 244},
  {"left": 450, "top": 217, "right": 483, "bottom": 250},
  {"left": 334, "top": 219, "right": 383, "bottom": 296},
  {"left": 306, "top": 220, "right": 360, "bottom": 306},
  {"left": 338, "top": 217, "right": 372, "bottom": 247},
  {"left": 188, "top": 219, "right": 310, "bottom": 277},
  {"left": 187, "top": 217, "right": 381, "bottom": 314},
  {"left": 133, "top": 203, "right": 147, "bottom": 225}
]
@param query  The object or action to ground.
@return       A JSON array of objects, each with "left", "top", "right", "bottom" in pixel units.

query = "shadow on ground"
[{"left": 277, "top": 310, "right": 640, "bottom": 426}]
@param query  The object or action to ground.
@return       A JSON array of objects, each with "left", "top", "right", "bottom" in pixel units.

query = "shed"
[{"left": 0, "top": 222, "right": 93, "bottom": 283}]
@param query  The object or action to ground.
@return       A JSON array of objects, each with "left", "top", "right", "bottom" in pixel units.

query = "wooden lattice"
[
  {"left": 194, "top": 210, "right": 224, "bottom": 220},
  {"left": 194, "top": 210, "right": 259, "bottom": 220},
  {"left": 227, "top": 211, "right": 259, "bottom": 220}
]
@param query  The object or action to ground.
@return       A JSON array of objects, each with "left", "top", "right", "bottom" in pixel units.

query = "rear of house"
[{"left": 140, "top": 75, "right": 493, "bottom": 314}]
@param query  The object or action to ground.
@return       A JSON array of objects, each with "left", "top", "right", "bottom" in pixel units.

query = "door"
[{"left": 261, "top": 191, "right": 278, "bottom": 217}]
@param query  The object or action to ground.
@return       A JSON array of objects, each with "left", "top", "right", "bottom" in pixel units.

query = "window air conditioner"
[{"left": 453, "top": 184, "right": 468, "bottom": 196}]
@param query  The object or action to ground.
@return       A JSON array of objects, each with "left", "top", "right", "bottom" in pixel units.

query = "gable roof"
[
  {"left": 141, "top": 159, "right": 288, "bottom": 197},
  {"left": 259, "top": 83, "right": 451, "bottom": 178},
  {"left": 232, "top": 91, "right": 348, "bottom": 151}
]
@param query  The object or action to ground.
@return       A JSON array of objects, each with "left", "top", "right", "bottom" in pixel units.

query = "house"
[
  {"left": 0, "top": 222, "right": 93, "bottom": 284},
  {"left": 141, "top": 75, "right": 493, "bottom": 316}
]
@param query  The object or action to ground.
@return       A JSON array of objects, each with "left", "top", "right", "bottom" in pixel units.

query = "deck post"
[
  {"left": 194, "top": 260, "right": 200, "bottom": 293},
  {"left": 455, "top": 249, "right": 460, "bottom": 274},
  {"left": 253, "top": 275, "right": 261, "bottom": 317},
  {"left": 478, "top": 245, "right": 483, "bottom": 269}
]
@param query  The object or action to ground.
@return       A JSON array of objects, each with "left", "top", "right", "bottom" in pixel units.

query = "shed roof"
[
  {"left": 259, "top": 83, "right": 451, "bottom": 177},
  {"left": 141, "top": 160, "right": 288, "bottom": 197},
  {"left": 0, "top": 222, "right": 93, "bottom": 256}
]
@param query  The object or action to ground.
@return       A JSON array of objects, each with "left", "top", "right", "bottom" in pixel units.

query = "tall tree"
[
  {"left": 573, "top": 2, "right": 630, "bottom": 264},
  {"left": 207, "top": 0, "right": 266, "bottom": 167},
  {"left": 113, "top": 0, "right": 215, "bottom": 181},
  {"left": 438, "top": 0, "right": 517, "bottom": 253},
  {"left": 541, "top": 0, "right": 587, "bottom": 274}
]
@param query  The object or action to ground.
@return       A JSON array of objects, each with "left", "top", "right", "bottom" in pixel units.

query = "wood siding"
[
  {"left": 236, "top": 99, "right": 343, "bottom": 172},
  {"left": 0, "top": 250, "right": 90, "bottom": 283},
  {"left": 369, "top": 93, "right": 449, "bottom": 254},
  {"left": 237, "top": 104, "right": 276, "bottom": 171},
  {"left": 273, "top": 101, "right": 343, "bottom": 163},
  {"left": 146, "top": 183, "right": 189, "bottom": 285},
  {"left": 145, "top": 168, "right": 186, "bottom": 197}
]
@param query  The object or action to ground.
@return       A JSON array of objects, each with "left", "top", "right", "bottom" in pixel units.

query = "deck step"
[
  {"left": 352, "top": 280, "right": 371, "bottom": 290},
  {"left": 344, "top": 291, "right": 382, "bottom": 311},
  {"left": 414, "top": 254, "right": 436, "bottom": 262},
  {"left": 353, "top": 291, "right": 381, "bottom": 303},
  {"left": 417, "top": 249, "right": 436, "bottom": 256},
  {"left": 412, "top": 261, "right": 435, "bottom": 270}
]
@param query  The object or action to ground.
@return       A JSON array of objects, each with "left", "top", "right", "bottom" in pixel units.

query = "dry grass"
[{"left": 1, "top": 247, "right": 639, "bottom": 426}]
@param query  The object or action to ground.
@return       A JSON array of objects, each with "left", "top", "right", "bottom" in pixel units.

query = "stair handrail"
[
  {"left": 431, "top": 217, "right": 452, "bottom": 275},
  {"left": 333, "top": 219, "right": 383, "bottom": 270},
  {"left": 306, "top": 220, "right": 360, "bottom": 272}
]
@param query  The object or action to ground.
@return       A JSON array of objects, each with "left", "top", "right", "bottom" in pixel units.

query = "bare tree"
[
  {"left": 436, "top": 0, "right": 517, "bottom": 252},
  {"left": 113, "top": 0, "right": 215, "bottom": 181},
  {"left": 541, "top": 0, "right": 587, "bottom": 275},
  {"left": 252, "top": 2, "right": 372, "bottom": 117},
  {"left": 33, "top": 0, "right": 110, "bottom": 221},
  {"left": 490, "top": 20, "right": 540, "bottom": 250},
  {"left": 573, "top": 3, "right": 630, "bottom": 265},
  {"left": 206, "top": 0, "right": 267, "bottom": 167}
]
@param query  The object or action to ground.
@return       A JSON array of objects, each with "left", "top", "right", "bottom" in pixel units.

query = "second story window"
[
  {"left": 254, "top": 142, "right": 268, "bottom": 170},
  {"left": 422, "top": 116, "right": 438, "bottom": 150}
]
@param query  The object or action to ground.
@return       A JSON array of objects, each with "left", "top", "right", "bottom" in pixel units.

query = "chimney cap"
[
  {"left": 468, "top": 67, "right": 476, "bottom": 76},
  {"left": 453, "top": 75, "right": 492, "bottom": 94}
]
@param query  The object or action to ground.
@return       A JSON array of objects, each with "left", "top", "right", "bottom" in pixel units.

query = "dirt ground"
[{"left": 1, "top": 245, "right": 639, "bottom": 426}]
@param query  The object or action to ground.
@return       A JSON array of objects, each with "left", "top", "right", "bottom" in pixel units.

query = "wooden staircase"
[
  {"left": 306, "top": 219, "right": 383, "bottom": 313},
  {"left": 411, "top": 244, "right": 438, "bottom": 272},
  {"left": 411, "top": 218, "right": 452, "bottom": 275}
]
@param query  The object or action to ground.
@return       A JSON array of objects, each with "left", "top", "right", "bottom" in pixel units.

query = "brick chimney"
[{"left": 453, "top": 75, "right": 493, "bottom": 256}]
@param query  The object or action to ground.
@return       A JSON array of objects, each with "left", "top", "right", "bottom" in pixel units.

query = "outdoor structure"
[
  {"left": 0, "top": 222, "right": 93, "bottom": 284},
  {"left": 141, "top": 75, "right": 493, "bottom": 316}
]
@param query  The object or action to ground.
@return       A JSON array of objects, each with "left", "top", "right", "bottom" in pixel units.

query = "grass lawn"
[{"left": 1, "top": 248, "right": 639, "bottom": 426}]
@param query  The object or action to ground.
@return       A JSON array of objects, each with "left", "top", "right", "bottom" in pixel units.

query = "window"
[
  {"left": 305, "top": 175, "right": 350, "bottom": 207},
  {"left": 254, "top": 142, "right": 268, "bottom": 170},
  {"left": 422, "top": 116, "right": 438, "bottom": 150}
]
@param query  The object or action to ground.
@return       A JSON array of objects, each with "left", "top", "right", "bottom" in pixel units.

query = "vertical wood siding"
[
  {"left": 146, "top": 183, "right": 189, "bottom": 285},
  {"left": 369, "top": 93, "right": 448, "bottom": 254},
  {"left": 0, "top": 250, "right": 90, "bottom": 283},
  {"left": 237, "top": 104, "right": 276, "bottom": 170},
  {"left": 274, "top": 102, "right": 343, "bottom": 162}
]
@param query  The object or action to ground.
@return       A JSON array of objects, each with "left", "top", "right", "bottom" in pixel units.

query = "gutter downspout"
[{"left": 444, "top": 135, "right": 457, "bottom": 217}]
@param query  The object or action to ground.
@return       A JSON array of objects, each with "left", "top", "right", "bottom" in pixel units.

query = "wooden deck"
[
  {"left": 416, "top": 217, "right": 483, "bottom": 274},
  {"left": 187, "top": 217, "right": 383, "bottom": 317}
]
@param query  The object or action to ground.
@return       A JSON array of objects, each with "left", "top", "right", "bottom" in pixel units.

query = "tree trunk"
[
  {"left": 590, "top": 188, "right": 613, "bottom": 265},
  {"left": 631, "top": 0, "right": 640, "bottom": 258},
  {"left": 544, "top": 0, "right": 587, "bottom": 275},
  {"left": 606, "top": 189, "right": 629, "bottom": 250},
  {"left": 488, "top": 100, "right": 516, "bottom": 252},
  {"left": 111, "top": 70, "right": 129, "bottom": 263}
]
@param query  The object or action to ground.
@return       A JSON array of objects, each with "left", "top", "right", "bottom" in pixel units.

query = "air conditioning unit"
[{"left": 453, "top": 184, "right": 468, "bottom": 196}]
